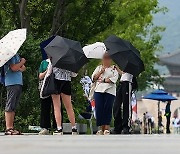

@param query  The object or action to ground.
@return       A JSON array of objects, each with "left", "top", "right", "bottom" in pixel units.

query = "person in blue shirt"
[{"left": 4, "top": 54, "right": 26, "bottom": 135}]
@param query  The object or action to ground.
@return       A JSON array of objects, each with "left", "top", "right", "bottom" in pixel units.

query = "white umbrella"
[
  {"left": 83, "top": 42, "right": 106, "bottom": 59},
  {"left": 0, "top": 28, "right": 27, "bottom": 67}
]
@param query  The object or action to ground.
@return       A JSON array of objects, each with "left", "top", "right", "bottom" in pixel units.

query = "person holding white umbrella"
[{"left": 0, "top": 29, "right": 27, "bottom": 135}]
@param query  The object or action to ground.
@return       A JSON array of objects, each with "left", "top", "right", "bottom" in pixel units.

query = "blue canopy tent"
[{"left": 143, "top": 89, "right": 177, "bottom": 133}]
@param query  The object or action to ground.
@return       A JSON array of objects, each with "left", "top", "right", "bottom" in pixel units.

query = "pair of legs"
[
  {"left": 113, "top": 82, "right": 131, "bottom": 133},
  {"left": 5, "top": 85, "right": 22, "bottom": 135},
  {"left": 147, "top": 119, "right": 152, "bottom": 134},
  {"left": 94, "top": 92, "right": 115, "bottom": 133},
  {"left": 52, "top": 93, "right": 76, "bottom": 128},
  {"left": 166, "top": 115, "right": 171, "bottom": 134},
  {"left": 40, "top": 96, "right": 57, "bottom": 129}
]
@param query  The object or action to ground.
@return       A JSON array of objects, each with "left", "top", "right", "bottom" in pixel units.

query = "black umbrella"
[
  {"left": 104, "top": 35, "right": 145, "bottom": 76},
  {"left": 44, "top": 36, "right": 89, "bottom": 73}
]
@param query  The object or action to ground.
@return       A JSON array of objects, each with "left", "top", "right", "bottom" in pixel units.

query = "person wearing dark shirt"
[
  {"left": 165, "top": 101, "right": 171, "bottom": 134},
  {"left": 38, "top": 59, "right": 56, "bottom": 135}
]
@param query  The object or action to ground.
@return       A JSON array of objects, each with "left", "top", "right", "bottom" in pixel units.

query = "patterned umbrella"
[{"left": 0, "top": 29, "right": 27, "bottom": 67}]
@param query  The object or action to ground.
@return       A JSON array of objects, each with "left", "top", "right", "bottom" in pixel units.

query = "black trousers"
[
  {"left": 40, "top": 97, "right": 57, "bottom": 129},
  {"left": 113, "top": 81, "right": 131, "bottom": 132},
  {"left": 166, "top": 115, "right": 171, "bottom": 133}
]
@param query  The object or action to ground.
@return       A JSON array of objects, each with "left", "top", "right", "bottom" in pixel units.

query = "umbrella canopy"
[
  {"left": 151, "top": 89, "right": 168, "bottom": 95},
  {"left": 143, "top": 89, "right": 177, "bottom": 101},
  {"left": 104, "top": 35, "right": 145, "bottom": 76},
  {"left": 44, "top": 36, "right": 89, "bottom": 73},
  {"left": 83, "top": 42, "right": 106, "bottom": 59},
  {"left": 144, "top": 93, "right": 177, "bottom": 101},
  {"left": 0, "top": 29, "right": 27, "bottom": 67},
  {"left": 40, "top": 36, "right": 55, "bottom": 60}
]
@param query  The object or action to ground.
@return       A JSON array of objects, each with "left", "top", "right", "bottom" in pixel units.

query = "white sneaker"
[
  {"left": 96, "top": 130, "right": 104, "bottom": 135},
  {"left": 53, "top": 129, "right": 63, "bottom": 135},
  {"left": 39, "top": 128, "right": 49, "bottom": 135}
]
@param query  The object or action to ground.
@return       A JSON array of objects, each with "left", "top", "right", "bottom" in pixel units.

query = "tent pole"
[{"left": 158, "top": 101, "right": 160, "bottom": 134}]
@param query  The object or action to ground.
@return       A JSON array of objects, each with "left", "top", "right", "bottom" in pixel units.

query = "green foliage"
[{"left": 0, "top": 0, "right": 166, "bottom": 131}]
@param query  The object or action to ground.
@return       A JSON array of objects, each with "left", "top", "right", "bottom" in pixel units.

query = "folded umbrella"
[
  {"left": 104, "top": 35, "right": 145, "bottom": 76},
  {"left": 0, "top": 29, "right": 27, "bottom": 67},
  {"left": 83, "top": 42, "right": 106, "bottom": 59},
  {"left": 44, "top": 36, "right": 89, "bottom": 73}
]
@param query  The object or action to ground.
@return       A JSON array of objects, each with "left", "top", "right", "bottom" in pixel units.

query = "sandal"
[
  {"left": 5, "top": 128, "right": 22, "bottom": 135},
  {"left": 104, "top": 130, "right": 110, "bottom": 135},
  {"left": 96, "top": 130, "right": 104, "bottom": 135}
]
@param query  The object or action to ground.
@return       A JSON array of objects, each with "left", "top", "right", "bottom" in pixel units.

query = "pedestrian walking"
[
  {"left": 3, "top": 54, "right": 26, "bottom": 135},
  {"left": 143, "top": 113, "right": 147, "bottom": 134},
  {"left": 92, "top": 53, "right": 118, "bottom": 135},
  {"left": 146, "top": 112, "right": 153, "bottom": 134},
  {"left": 113, "top": 66, "right": 133, "bottom": 134},
  {"left": 172, "top": 116, "right": 180, "bottom": 134},
  {"left": 38, "top": 59, "right": 57, "bottom": 135},
  {"left": 165, "top": 101, "right": 171, "bottom": 134}
]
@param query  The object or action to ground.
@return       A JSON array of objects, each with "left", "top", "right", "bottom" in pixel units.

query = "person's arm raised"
[
  {"left": 10, "top": 58, "right": 26, "bottom": 72},
  {"left": 19, "top": 65, "right": 26, "bottom": 72},
  {"left": 114, "top": 65, "right": 124, "bottom": 75},
  {"left": 93, "top": 67, "right": 105, "bottom": 81}
]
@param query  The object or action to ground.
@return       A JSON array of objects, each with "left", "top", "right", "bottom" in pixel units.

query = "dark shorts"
[
  {"left": 54, "top": 79, "right": 71, "bottom": 95},
  {"left": 5, "top": 85, "right": 22, "bottom": 112}
]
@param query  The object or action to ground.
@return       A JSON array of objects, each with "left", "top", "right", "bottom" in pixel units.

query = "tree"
[{"left": 0, "top": 0, "right": 166, "bottom": 131}]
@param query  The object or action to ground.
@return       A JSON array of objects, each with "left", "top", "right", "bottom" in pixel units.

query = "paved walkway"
[{"left": 0, "top": 134, "right": 180, "bottom": 154}]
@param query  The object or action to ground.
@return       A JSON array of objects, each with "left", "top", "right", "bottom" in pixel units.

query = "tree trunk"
[
  {"left": 50, "top": 0, "right": 66, "bottom": 36},
  {"left": 19, "top": 0, "right": 30, "bottom": 31}
]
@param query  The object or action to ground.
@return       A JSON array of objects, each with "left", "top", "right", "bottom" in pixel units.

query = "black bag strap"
[{"left": 1, "top": 66, "right": 5, "bottom": 77}]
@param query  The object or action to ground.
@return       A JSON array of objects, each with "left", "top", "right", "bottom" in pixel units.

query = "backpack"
[{"left": 132, "top": 77, "right": 138, "bottom": 91}]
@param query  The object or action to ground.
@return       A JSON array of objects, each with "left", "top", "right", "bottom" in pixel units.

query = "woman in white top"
[
  {"left": 92, "top": 53, "right": 119, "bottom": 135},
  {"left": 52, "top": 67, "right": 78, "bottom": 135}
]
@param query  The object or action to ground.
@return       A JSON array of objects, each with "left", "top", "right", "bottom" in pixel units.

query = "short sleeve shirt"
[
  {"left": 39, "top": 60, "right": 49, "bottom": 73},
  {"left": 53, "top": 67, "right": 77, "bottom": 81},
  {"left": 4, "top": 54, "right": 23, "bottom": 86},
  {"left": 91, "top": 65, "right": 119, "bottom": 96}
]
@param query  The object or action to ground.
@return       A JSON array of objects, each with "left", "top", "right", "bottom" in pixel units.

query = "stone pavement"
[{"left": 0, "top": 134, "right": 180, "bottom": 154}]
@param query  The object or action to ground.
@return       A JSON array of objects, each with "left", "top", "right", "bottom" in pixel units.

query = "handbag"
[
  {"left": 88, "top": 82, "right": 96, "bottom": 101},
  {"left": 40, "top": 60, "right": 57, "bottom": 98},
  {"left": 41, "top": 72, "right": 57, "bottom": 97},
  {"left": 88, "top": 65, "right": 102, "bottom": 101}
]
